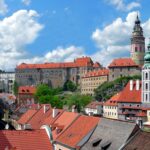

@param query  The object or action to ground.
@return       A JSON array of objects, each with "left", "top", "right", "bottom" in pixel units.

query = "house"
[
  {"left": 0, "top": 129, "right": 53, "bottom": 150},
  {"left": 81, "top": 69, "right": 109, "bottom": 95},
  {"left": 81, "top": 118, "right": 139, "bottom": 150},
  {"left": 54, "top": 115, "right": 100, "bottom": 150},
  {"left": 123, "top": 130, "right": 150, "bottom": 150},
  {"left": 103, "top": 92, "right": 121, "bottom": 120},
  {"left": 84, "top": 101, "right": 103, "bottom": 116},
  {"left": 18, "top": 86, "right": 36, "bottom": 105},
  {"left": 108, "top": 58, "right": 140, "bottom": 81}
]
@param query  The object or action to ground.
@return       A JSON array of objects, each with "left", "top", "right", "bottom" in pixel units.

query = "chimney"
[
  {"left": 44, "top": 105, "right": 46, "bottom": 114},
  {"left": 52, "top": 107, "right": 58, "bottom": 118},
  {"left": 136, "top": 80, "right": 140, "bottom": 90},
  {"left": 130, "top": 80, "right": 133, "bottom": 91}
]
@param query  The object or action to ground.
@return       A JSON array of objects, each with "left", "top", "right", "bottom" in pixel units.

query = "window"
[
  {"left": 140, "top": 46, "right": 142, "bottom": 52},
  {"left": 146, "top": 94, "right": 148, "bottom": 101},
  {"left": 135, "top": 47, "right": 138, "bottom": 52},
  {"left": 145, "top": 83, "right": 148, "bottom": 90},
  {"left": 145, "top": 73, "right": 148, "bottom": 80}
]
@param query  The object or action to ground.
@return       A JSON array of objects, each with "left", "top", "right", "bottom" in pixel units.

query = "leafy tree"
[
  {"left": 13, "top": 81, "right": 19, "bottom": 95},
  {"left": 94, "top": 75, "right": 141, "bottom": 101},
  {"left": 64, "top": 94, "right": 92, "bottom": 112},
  {"left": 34, "top": 84, "right": 63, "bottom": 108},
  {"left": 63, "top": 80, "right": 77, "bottom": 92}
]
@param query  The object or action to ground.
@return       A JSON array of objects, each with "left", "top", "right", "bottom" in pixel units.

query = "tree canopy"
[
  {"left": 94, "top": 75, "right": 141, "bottom": 101},
  {"left": 63, "top": 80, "right": 77, "bottom": 92}
]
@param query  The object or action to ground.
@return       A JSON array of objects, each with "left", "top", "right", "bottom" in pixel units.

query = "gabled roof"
[
  {"left": 0, "top": 130, "right": 52, "bottom": 150},
  {"left": 108, "top": 58, "right": 138, "bottom": 68},
  {"left": 16, "top": 57, "right": 94, "bottom": 69},
  {"left": 51, "top": 111, "right": 79, "bottom": 140},
  {"left": 17, "top": 104, "right": 63, "bottom": 129},
  {"left": 104, "top": 92, "right": 122, "bottom": 106},
  {"left": 93, "top": 62, "right": 101, "bottom": 68},
  {"left": 123, "top": 130, "right": 150, "bottom": 150},
  {"left": 18, "top": 86, "right": 36, "bottom": 94},
  {"left": 85, "top": 101, "right": 103, "bottom": 109},
  {"left": 56, "top": 115, "right": 100, "bottom": 148},
  {"left": 118, "top": 81, "right": 141, "bottom": 103},
  {"left": 82, "top": 69, "right": 109, "bottom": 78},
  {"left": 81, "top": 118, "right": 139, "bottom": 150}
]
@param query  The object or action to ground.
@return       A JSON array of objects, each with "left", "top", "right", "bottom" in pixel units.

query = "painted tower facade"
[
  {"left": 142, "top": 41, "right": 150, "bottom": 104},
  {"left": 131, "top": 15, "right": 145, "bottom": 66}
]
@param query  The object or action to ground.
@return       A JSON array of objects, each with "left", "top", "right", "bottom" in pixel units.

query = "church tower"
[
  {"left": 131, "top": 15, "right": 145, "bottom": 66},
  {"left": 142, "top": 40, "right": 150, "bottom": 104}
]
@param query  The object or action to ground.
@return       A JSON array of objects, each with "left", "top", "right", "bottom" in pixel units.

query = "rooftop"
[
  {"left": 0, "top": 130, "right": 52, "bottom": 150},
  {"left": 56, "top": 115, "right": 100, "bottom": 149},
  {"left": 108, "top": 58, "right": 138, "bottom": 68},
  {"left": 18, "top": 86, "right": 36, "bottom": 94},
  {"left": 85, "top": 101, "right": 103, "bottom": 109}
]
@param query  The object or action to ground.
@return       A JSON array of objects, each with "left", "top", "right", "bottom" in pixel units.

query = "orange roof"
[
  {"left": 93, "top": 62, "right": 101, "bottom": 68},
  {"left": 16, "top": 57, "right": 94, "bottom": 69},
  {"left": 51, "top": 111, "right": 79, "bottom": 140},
  {"left": 104, "top": 92, "right": 122, "bottom": 106},
  {"left": 108, "top": 58, "right": 138, "bottom": 68},
  {"left": 136, "top": 111, "right": 147, "bottom": 117},
  {"left": 56, "top": 115, "right": 99, "bottom": 148},
  {"left": 82, "top": 69, "right": 109, "bottom": 78},
  {"left": 118, "top": 81, "right": 141, "bottom": 103},
  {"left": 85, "top": 101, "right": 103, "bottom": 109},
  {"left": 18, "top": 86, "right": 36, "bottom": 94},
  {"left": 0, "top": 130, "right": 52, "bottom": 150}
]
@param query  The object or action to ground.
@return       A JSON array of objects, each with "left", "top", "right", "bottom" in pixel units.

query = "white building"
[{"left": 0, "top": 71, "right": 15, "bottom": 94}]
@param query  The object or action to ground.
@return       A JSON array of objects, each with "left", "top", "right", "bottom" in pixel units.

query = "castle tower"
[
  {"left": 131, "top": 14, "right": 145, "bottom": 66},
  {"left": 142, "top": 40, "right": 150, "bottom": 104}
]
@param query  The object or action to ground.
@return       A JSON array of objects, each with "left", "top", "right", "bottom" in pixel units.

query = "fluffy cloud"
[
  {"left": 105, "top": 0, "right": 140, "bottom": 11},
  {"left": 22, "top": 0, "right": 31, "bottom": 6},
  {"left": 91, "top": 11, "right": 150, "bottom": 66},
  {"left": 0, "top": 10, "right": 43, "bottom": 70},
  {"left": 0, "top": 0, "right": 8, "bottom": 15}
]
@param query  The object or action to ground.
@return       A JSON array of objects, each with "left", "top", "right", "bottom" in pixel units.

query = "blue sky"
[{"left": 0, "top": 0, "right": 150, "bottom": 70}]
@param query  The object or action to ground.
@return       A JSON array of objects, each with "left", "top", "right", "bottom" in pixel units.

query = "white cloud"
[
  {"left": 91, "top": 11, "right": 150, "bottom": 66},
  {"left": 0, "top": 9, "right": 43, "bottom": 70},
  {"left": 105, "top": 0, "right": 140, "bottom": 11},
  {"left": 0, "top": 0, "right": 8, "bottom": 15},
  {"left": 22, "top": 0, "right": 31, "bottom": 6},
  {"left": 18, "top": 46, "right": 85, "bottom": 65}
]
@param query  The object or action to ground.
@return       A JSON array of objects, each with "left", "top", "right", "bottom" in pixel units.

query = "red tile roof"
[
  {"left": 118, "top": 81, "right": 141, "bottom": 103},
  {"left": 0, "top": 130, "right": 52, "bottom": 150},
  {"left": 104, "top": 92, "right": 122, "bottom": 106},
  {"left": 56, "top": 115, "right": 100, "bottom": 148},
  {"left": 16, "top": 57, "right": 94, "bottom": 69},
  {"left": 51, "top": 111, "right": 79, "bottom": 140},
  {"left": 17, "top": 104, "right": 63, "bottom": 129},
  {"left": 93, "top": 62, "right": 101, "bottom": 68},
  {"left": 18, "top": 86, "right": 36, "bottom": 94},
  {"left": 82, "top": 69, "right": 109, "bottom": 78},
  {"left": 108, "top": 58, "right": 138, "bottom": 68},
  {"left": 85, "top": 101, "right": 103, "bottom": 109}
]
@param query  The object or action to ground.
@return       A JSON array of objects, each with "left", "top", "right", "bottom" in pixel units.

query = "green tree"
[
  {"left": 94, "top": 75, "right": 141, "bottom": 101},
  {"left": 13, "top": 81, "right": 19, "bottom": 95},
  {"left": 65, "top": 94, "right": 92, "bottom": 112},
  {"left": 63, "top": 80, "right": 77, "bottom": 92},
  {"left": 34, "top": 84, "right": 63, "bottom": 108}
]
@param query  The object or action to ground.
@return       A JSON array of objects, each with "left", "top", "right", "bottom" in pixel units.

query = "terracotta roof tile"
[
  {"left": 56, "top": 115, "right": 100, "bottom": 148},
  {"left": 118, "top": 81, "right": 141, "bottom": 103},
  {"left": 16, "top": 57, "right": 94, "bottom": 69},
  {"left": 104, "top": 92, "right": 122, "bottom": 106},
  {"left": 0, "top": 130, "right": 52, "bottom": 150},
  {"left": 108, "top": 58, "right": 138, "bottom": 68},
  {"left": 18, "top": 86, "right": 36, "bottom": 94},
  {"left": 82, "top": 69, "right": 109, "bottom": 78},
  {"left": 85, "top": 101, "right": 103, "bottom": 109}
]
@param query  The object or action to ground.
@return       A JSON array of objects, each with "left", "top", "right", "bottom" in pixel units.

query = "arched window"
[
  {"left": 145, "top": 72, "right": 148, "bottom": 80},
  {"left": 145, "top": 83, "right": 148, "bottom": 90}
]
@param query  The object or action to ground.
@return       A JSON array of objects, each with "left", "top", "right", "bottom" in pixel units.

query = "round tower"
[
  {"left": 142, "top": 40, "right": 150, "bottom": 104},
  {"left": 131, "top": 14, "right": 145, "bottom": 66}
]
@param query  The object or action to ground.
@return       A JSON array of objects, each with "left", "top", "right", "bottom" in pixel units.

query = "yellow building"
[
  {"left": 103, "top": 92, "right": 121, "bottom": 120},
  {"left": 81, "top": 69, "right": 109, "bottom": 95},
  {"left": 147, "top": 110, "right": 150, "bottom": 122}
]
